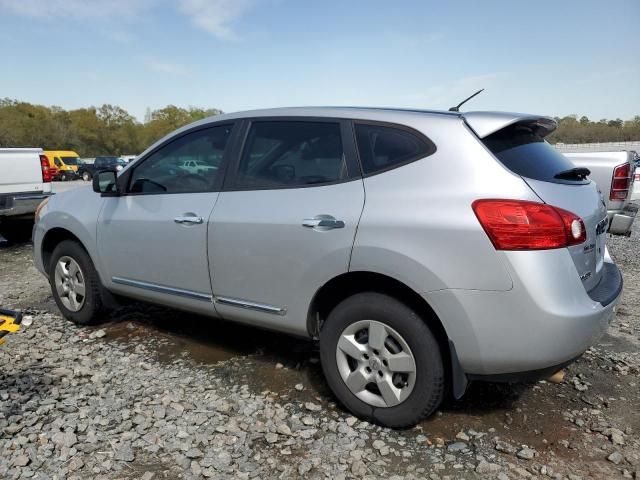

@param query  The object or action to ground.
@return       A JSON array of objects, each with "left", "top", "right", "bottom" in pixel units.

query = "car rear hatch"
[{"left": 465, "top": 113, "right": 609, "bottom": 293}]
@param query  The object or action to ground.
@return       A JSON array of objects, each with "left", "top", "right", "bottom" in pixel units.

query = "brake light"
[
  {"left": 40, "top": 155, "right": 53, "bottom": 183},
  {"left": 472, "top": 199, "right": 586, "bottom": 250},
  {"left": 610, "top": 163, "right": 631, "bottom": 200}
]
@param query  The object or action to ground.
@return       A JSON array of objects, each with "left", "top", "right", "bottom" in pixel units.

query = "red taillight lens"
[
  {"left": 472, "top": 199, "right": 586, "bottom": 250},
  {"left": 610, "top": 162, "right": 631, "bottom": 201},
  {"left": 40, "top": 155, "right": 53, "bottom": 183}
]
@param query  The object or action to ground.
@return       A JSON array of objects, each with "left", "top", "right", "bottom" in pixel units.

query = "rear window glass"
[
  {"left": 483, "top": 123, "right": 586, "bottom": 184},
  {"left": 355, "top": 124, "right": 434, "bottom": 175}
]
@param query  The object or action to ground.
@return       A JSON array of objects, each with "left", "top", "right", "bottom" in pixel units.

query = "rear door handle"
[
  {"left": 302, "top": 216, "right": 345, "bottom": 230},
  {"left": 174, "top": 215, "right": 203, "bottom": 225}
]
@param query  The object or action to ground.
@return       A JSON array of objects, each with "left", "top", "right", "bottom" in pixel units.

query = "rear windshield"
[{"left": 483, "top": 123, "right": 587, "bottom": 184}]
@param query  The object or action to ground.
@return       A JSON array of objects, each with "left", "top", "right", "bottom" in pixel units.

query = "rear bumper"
[
  {"left": 425, "top": 249, "right": 622, "bottom": 376},
  {"left": 608, "top": 204, "right": 637, "bottom": 236},
  {"left": 0, "top": 192, "right": 52, "bottom": 217}
]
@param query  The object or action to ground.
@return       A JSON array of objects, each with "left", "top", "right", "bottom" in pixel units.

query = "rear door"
[
  {"left": 481, "top": 122, "right": 608, "bottom": 291},
  {"left": 208, "top": 118, "right": 365, "bottom": 336}
]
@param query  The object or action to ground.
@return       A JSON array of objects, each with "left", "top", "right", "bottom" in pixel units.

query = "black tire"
[
  {"left": 48, "top": 240, "right": 107, "bottom": 325},
  {"left": 320, "top": 292, "right": 444, "bottom": 428},
  {"left": 82, "top": 171, "right": 91, "bottom": 181},
  {"left": 0, "top": 218, "right": 34, "bottom": 243}
]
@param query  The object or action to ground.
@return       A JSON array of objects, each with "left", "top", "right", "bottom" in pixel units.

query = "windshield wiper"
[{"left": 554, "top": 167, "right": 590, "bottom": 181}]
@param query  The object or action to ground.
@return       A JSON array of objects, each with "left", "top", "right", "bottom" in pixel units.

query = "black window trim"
[
  {"left": 351, "top": 120, "right": 437, "bottom": 178},
  {"left": 222, "top": 116, "right": 361, "bottom": 192},
  {"left": 117, "top": 122, "right": 239, "bottom": 196}
]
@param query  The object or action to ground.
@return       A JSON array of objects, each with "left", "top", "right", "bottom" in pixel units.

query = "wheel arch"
[
  {"left": 41, "top": 227, "right": 90, "bottom": 275},
  {"left": 308, "top": 270, "right": 468, "bottom": 398}
]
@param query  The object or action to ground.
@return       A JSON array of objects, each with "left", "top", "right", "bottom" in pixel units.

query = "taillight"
[
  {"left": 610, "top": 163, "right": 631, "bottom": 201},
  {"left": 472, "top": 199, "right": 586, "bottom": 251},
  {"left": 40, "top": 155, "right": 53, "bottom": 183}
]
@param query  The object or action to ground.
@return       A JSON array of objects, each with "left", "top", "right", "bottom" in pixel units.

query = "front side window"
[
  {"left": 235, "top": 121, "right": 346, "bottom": 189},
  {"left": 355, "top": 123, "right": 434, "bottom": 174},
  {"left": 129, "top": 125, "right": 232, "bottom": 194}
]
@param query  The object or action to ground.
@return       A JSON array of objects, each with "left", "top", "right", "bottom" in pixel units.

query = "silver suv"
[{"left": 33, "top": 107, "right": 623, "bottom": 427}]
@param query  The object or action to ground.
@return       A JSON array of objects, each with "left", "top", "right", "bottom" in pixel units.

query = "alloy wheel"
[
  {"left": 54, "top": 256, "right": 86, "bottom": 312},
  {"left": 335, "top": 320, "right": 416, "bottom": 408}
]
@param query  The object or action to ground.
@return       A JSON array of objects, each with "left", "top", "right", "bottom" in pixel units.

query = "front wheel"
[
  {"left": 49, "top": 240, "right": 107, "bottom": 325},
  {"left": 320, "top": 292, "right": 444, "bottom": 428}
]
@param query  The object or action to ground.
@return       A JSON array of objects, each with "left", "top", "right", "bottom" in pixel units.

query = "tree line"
[
  {"left": 0, "top": 98, "right": 223, "bottom": 157},
  {"left": 1, "top": 98, "right": 638, "bottom": 156},
  {"left": 549, "top": 115, "right": 640, "bottom": 144}
]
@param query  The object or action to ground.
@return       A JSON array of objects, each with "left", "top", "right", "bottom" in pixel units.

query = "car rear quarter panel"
[{"left": 350, "top": 116, "right": 539, "bottom": 294}]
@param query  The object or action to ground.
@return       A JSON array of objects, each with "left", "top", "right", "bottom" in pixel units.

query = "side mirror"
[{"left": 92, "top": 170, "right": 120, "bottom": 196}]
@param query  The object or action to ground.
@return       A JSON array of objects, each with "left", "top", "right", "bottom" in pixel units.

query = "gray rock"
[
  {"left": 495, "top": 440, "right": 517, "bottom": 454},
  {"left": 517, "top": 447, "right": 536, "bottom": 460},
  {"left": 114, "top": 443, "right": 135, "bottom": 462},
  {"left": 447, "top": 442, "right": 467, "bottom": 452},
  {"left": 185, "top": 448, "right": 203, "bottom": 459},
  {"left": 305, "top": 402, "right": 322, "bottom": 412},
  {"left": 608, "top": 451, "right": 624, "bottom": 465},
  {"left": 13, "top": 455, "right": 30, "bottom": 467}
]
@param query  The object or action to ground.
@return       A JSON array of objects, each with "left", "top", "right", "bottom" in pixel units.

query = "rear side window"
[
  {"left": 355, "top": 123, "right": 434, "bottom": 175},
  {"left": 483, "top": 123, "right": 586, "bottom": 184},
  {"left": 236, "top": 121, "right": 346, "bottom": 189}
]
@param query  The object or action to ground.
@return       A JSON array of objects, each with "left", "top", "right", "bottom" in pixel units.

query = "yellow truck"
[{"left": 42, "top": 150, "right": 82, "bottom": 181}]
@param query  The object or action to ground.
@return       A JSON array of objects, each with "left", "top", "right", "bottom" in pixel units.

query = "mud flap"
[{"left": 449, "top": 340, "right": 468, "bottom": 399}]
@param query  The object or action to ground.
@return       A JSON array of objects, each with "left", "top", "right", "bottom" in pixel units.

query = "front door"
[
  {"left": 97, "top": 124, "right": 235, "bottom": 315},
  {"left": 209, "top": 119, "right": 365, "bottom": 335}
]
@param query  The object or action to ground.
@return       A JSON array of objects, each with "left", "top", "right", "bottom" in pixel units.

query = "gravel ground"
[{"left": 0, "top": 209, "right": 639, "bottom": 479}]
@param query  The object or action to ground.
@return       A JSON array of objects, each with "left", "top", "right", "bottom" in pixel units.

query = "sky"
[{"left": 0, "top": 0, "right": 638, "bottom": 121}]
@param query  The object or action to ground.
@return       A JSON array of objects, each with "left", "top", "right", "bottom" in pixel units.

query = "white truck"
[
  {"left": 563, "top": 151, "right": 637, "bottom": 236},
  {"left": 0, "top": 148, "right": 53, "bottom": 242}
]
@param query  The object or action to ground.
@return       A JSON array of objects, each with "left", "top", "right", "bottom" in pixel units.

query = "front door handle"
[
  {"left": 174, "top": 215, "right": 203, "bottom": 225},
  {"left": 302, "top": 215, "right": 345, "bottom": 230}
]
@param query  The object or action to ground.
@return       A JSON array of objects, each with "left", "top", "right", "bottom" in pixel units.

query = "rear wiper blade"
[{"left": 554, "top": 167, "right": 591, "bottom": 180}]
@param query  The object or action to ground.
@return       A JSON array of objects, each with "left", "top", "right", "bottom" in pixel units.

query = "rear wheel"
[
  {"left": 320, "top": 292, "right": 444, "bottom": 428},
  {"left": 49, "top": 240, "right": 107, "bottom": 325},
  {"left": 82, "top": 171, "right": 91, "bottom": 181}
]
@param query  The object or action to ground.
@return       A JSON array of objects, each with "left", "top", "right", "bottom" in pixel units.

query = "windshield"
[{"left": 60, "top": 156, "right": 80, "bottom": 165}]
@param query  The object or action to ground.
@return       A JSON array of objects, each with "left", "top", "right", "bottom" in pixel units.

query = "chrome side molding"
[
  {"left": 112, "top": 277, "right": 212, "bottom": 302},
  {"left": 214, "top": 296, "right": 287, "bottom": 315}
]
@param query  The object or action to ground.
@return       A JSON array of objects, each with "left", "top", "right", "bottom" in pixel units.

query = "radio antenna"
[{"left": 448, "top": 88, "right": 484, "bottom": 112}]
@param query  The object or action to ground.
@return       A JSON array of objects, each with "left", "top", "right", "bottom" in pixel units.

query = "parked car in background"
[
  {"left": 178, "top": 159, "right": 219, "bottom": 175},
  {"left": 33, "top": 107, "right": 622, "bottom": 427},
  {"left": 42, "top": 150, "right": 81, "bottom": 181},
  {"left": 1, "top": 148, "right": 53, "bottom": 242},
  {"left": 78, "top": 156, "right": 127, "bottom": 181},
  {"left": 564, "top": 151, "right": 637, "bottom": 235}
]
